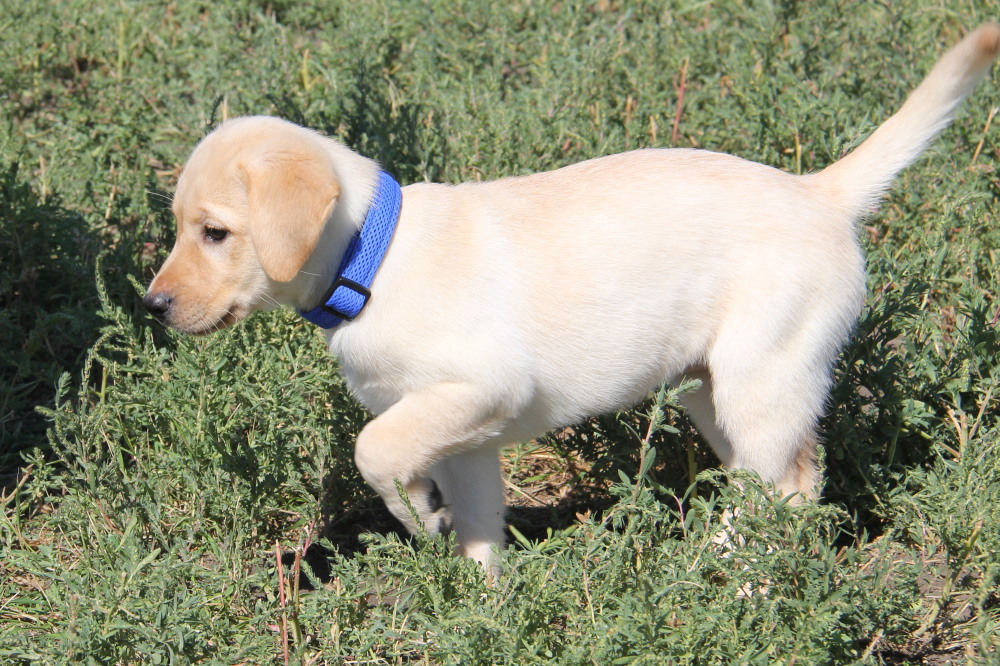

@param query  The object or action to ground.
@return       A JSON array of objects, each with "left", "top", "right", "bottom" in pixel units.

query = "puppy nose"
[{"left": 143, "top": 291, "right": 173, "bottom": 319}]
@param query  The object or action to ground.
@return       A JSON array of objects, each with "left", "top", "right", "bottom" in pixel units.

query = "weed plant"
[{"left": 1, "top": 0, "right": 998, "bottom": 663}]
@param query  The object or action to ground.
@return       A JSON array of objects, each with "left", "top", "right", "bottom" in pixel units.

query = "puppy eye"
[{"left": 204, "top": 226, "right": 229, "bottom": 243}]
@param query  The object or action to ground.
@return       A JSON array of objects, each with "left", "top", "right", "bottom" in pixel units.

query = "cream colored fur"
[{"left": 145, "top": 25, "right": 999, "bottom": 568}]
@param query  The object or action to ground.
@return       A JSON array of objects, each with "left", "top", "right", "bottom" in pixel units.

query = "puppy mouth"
[
  {"left": 188, "top": 310, "right": 240, "bottom": 336},
  {"left": 167, "top": 307, "right": 244, "bottom": 336}
]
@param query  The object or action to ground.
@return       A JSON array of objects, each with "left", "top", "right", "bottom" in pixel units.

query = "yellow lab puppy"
[{"left": 146, "top": 26, "right": 999, "bottom": 568}]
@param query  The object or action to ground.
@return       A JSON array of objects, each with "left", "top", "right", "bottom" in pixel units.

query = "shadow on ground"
[{"left": 0, "top": 160, "right": 103, "bottom": 476}]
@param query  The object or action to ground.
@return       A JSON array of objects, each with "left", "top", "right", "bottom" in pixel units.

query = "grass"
[{"left": 1, "top": 0, "right": 998, "bottom": 663}]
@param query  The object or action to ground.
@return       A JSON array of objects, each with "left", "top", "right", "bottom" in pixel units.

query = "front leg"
[{"left": 353, "top": 382, "right": 511, "bottom": 568}]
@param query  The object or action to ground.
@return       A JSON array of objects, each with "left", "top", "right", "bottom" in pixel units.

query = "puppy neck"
[{"left": 298, "top": 170, "right": 402, "bottom": 328}]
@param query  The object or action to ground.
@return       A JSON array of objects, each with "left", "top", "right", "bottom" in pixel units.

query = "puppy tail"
[{"left": 814, "top": 23, "right": 999, "bottom": 218}]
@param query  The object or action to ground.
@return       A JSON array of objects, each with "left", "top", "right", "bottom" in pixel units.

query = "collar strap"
[{"left": 299, "top": 170, "right": 402, "bottom": 328}]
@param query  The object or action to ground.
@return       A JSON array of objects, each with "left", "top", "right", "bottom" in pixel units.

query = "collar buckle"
[{"left": 318, "top": 276, "right": 372, "bottom": 322}]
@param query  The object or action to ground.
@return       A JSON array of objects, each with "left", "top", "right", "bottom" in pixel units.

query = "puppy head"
[{"left": 144, "top": 117, "right": 340, "bottom": 334}]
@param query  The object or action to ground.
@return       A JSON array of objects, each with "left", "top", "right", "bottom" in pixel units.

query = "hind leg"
[
  {"left": 679, "top": 367, "right": 735, "bottom": 468},
  {"left": 681, "top": 365, "right": 821, "bottom": 502},
  {"left": 704, "top": 333, "right": 832, "bottom": 502}
]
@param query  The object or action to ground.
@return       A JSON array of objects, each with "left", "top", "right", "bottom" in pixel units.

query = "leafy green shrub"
[{"left": 2, "top": 0, "right": 998, "bottom": 663}]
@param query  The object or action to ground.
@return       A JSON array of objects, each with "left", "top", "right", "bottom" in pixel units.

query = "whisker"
[
  {"left": 259, "top": 294, "right": 282, "bottom": 309},
  {"left": 213, "top": 308, "right": 238, "bottom": 335},
  {"left": 145, "top": 189, "right": 175, "bottom": 207}
]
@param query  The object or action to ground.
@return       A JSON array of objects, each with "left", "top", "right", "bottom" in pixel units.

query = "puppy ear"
[{"left": 243, "top": 146, "right": 340, "bottom": 282}]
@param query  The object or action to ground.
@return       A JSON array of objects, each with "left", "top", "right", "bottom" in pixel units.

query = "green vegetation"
[{"left": 2, "top": 0, "right": 998, "bottom": 662}]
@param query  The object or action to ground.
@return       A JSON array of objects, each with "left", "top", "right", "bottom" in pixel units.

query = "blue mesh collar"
[{"left": 298, "top": 170, "right": 402, "bottom": 329}]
